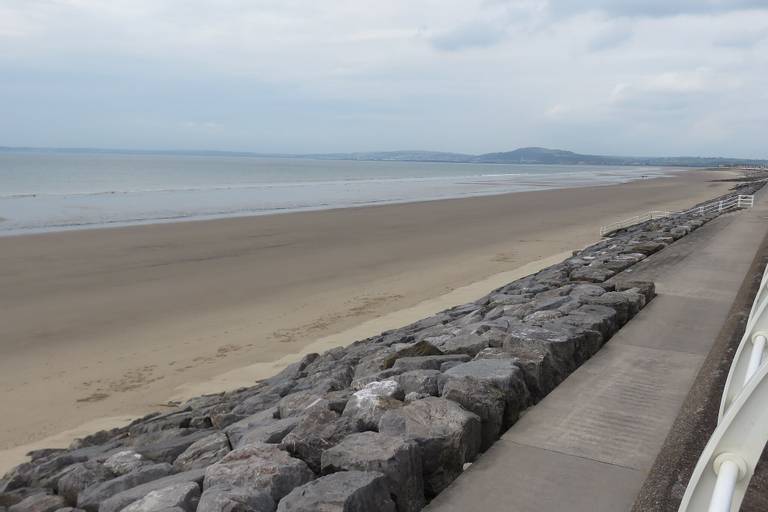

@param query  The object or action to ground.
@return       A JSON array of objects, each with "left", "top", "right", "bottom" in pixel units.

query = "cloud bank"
[{"left": 0, "top": 0, "right": 766, "bottom": 157}]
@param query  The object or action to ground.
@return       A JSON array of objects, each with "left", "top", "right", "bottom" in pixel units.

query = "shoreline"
[
  {"left": 0, "top": 166, "right": 681, "bottom": 238},
  {"left": 0, "top": 168, "right": 738, "bottom": 473}
]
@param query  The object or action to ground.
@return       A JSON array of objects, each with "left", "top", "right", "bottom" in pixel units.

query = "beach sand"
[{"left": 0, "top": 169, "right": 737, "bottom": 472}]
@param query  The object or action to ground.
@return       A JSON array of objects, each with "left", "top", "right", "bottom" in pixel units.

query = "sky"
[{"left": 0, "top": 0, "right": 767, "bottom": 157}]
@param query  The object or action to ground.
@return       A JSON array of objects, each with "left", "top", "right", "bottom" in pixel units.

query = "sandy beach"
[{"left": 0, "top": 168, "right": 737, "bottom": 472}]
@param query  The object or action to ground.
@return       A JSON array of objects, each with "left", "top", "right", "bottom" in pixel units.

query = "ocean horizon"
[{"left": 0, "top": 151, "right": 674, "bottom": 235}]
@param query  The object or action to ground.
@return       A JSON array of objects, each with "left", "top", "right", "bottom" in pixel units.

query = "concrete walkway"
[{"left": 427, "top": 199, "right": 768, "bottom": 512}]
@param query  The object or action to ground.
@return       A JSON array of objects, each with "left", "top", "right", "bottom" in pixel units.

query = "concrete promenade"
[{"left": 427, "top": 198, "right": 768, "bottom": 512}]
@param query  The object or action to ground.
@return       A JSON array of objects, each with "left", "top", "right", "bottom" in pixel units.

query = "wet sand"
[{"left": 0, "top": 169, "right": 736, "bottom": 472}]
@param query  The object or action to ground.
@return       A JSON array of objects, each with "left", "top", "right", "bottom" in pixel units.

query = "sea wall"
[{"left": 1, "top": 181, "right": 763, "bottom": 512}]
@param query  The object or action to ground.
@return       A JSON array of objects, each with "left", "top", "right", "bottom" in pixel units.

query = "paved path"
[{"left": 427, "top": 199, "right": 768, "bottom": 512}]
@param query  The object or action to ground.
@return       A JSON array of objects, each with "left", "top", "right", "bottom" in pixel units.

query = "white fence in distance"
[{"left": 599, "top": 195, "right": 755, "bottom": 237}]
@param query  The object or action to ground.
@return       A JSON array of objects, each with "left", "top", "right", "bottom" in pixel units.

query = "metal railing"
[
  {"left": 599, "top": 195, "right": 755, "bottom": 236},
  {"left": 678, "top": 263, "right": 768, "bottom": 512},
  {"left": 599, "top": 211, "right": 672, "bottom": 236}
]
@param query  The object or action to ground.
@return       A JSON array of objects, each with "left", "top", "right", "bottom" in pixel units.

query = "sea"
[{"left": 0, "top": 151, "right": 674, "bottom": 235}]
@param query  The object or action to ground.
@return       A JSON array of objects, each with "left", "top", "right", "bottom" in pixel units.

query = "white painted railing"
[
  {"left": 599, "top": 211, "right": 672, "bottom": 236},
  {"left": 599, "top": 195, "right": 755, "bottom": 236},
  {"left": 678, "top": 263, "right": 768, "bottom": 512}
]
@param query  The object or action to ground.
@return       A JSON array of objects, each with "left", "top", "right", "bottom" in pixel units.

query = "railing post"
[{"left": 708, "top": 455, "right": 746, "bottom": 512}]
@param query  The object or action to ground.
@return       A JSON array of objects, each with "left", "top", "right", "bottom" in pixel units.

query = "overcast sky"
[{"left": 1, "top": 1, "right": 767, "bottom": 157}]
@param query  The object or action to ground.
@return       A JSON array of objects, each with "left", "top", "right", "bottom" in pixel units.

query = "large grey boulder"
[
  {"left": 341, "top": 381, "right": 404, "bottom": 431},
  {"left": 196, "top": 486, "right": 275, "bottom": 512},
  {"left": 0, "top": 488, "right": 52, "bottom": 508},
  {"left": 583, "top": 291, "right": 640, "bottom": 326},
  {"left": 94, "top": 469, "right": 205, "bottom": 512},
  {"left": 559, "top": 304, "right": 618, "bottom": 339},
  {"left": 8, "top": 494, "right": 65, "bottom": 512},
  {"left": 429, "top": 333, "right": 500, "bottom": 357},
  {"left": 438, "top": 359, "right": 530, "bottom": 448},
  {"left": 276, "top": 392, "right": 326, "bottom": 419},
  {"left": 132, "top": 429, "right": 214, "bottom": 464},
  {"left": 276, "top": 471, "right": 395, "bottom": 512},
  {"left": 2, "top": 454, "right": 87, "bottom": 491},
  {"left": 229, "top": 417, "right": 299, "bottom": 449},
  {"left": 77, "top": 463, "right": 175, "bottom": 512},
  {"left": 440, "top": 378, "right": 506, "bottom": 451},
  {"left": 203, "top": 444, "right": 313, "bottom": 503},
  {"left": 503, "top": 324, "right": 595, "bottom": 379},
  {"left": 569, "top": 266, "right": 615, "bottom": 283},
  {"left": 393, "top": 370, "right": 441, "bottom": 397},
  {"left": 280, "top": 407, "right": 358, "bottom": 473},
  {"left": 390, "top": 355, "right": 470, "bottom": 372},
  {"left": 173, "top": 433, "right": 231, "bottom": 471},
  {"left": 378, "top": 397, "right": 481, "bottom": 497},
  {"left": 102, "top": 451, "right": 146, "bottom": 476},
  {"left": 321, "top": 432, "right": 424, "bottom": 512},
  {"left": 614, "top": 280, "right": 655, "bottom": 303},
  {"left": 56, "top": 462, "right": 113, "bottom": 506},
  {"left": 119, "top": 482, "right": 200, "bottom": 512}
]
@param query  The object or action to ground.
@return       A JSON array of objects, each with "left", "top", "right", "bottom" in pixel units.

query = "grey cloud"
[
  {"left": 430, "top": 21, "right": 509, "bottom": 51},
  {"left": 714, "top": 28, "right": 768, "bottom": 47},
  {"left": 551, "top": 0, "right": 768, "bottom": 18},
  {"left": 586, "top": 24, "right": 633, "bottom": 51}
]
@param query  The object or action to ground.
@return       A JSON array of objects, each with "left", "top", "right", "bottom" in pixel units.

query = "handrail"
[
  {"left": 678, "top": 225, "right": 768, "bottom": 512},
  {"left": 600, "top": 195, "right": 754, "bottom": 237}
]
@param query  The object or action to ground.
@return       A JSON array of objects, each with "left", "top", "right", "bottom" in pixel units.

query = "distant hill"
[
  {"left": 307, "top": 147, "right": 768, "bottom": 167},
  {"left": 1, "top": 145, "right": 765, "bottom": 167}
]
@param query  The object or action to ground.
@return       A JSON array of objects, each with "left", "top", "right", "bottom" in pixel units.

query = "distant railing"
[
  {"left": 678, "top": 262, "right": 768, "bottom": 512},
  {"left": 599, "top": 195, "right": 755, "bottom": 237}
]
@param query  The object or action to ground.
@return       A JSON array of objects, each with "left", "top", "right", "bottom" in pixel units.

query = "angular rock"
[
  {"left": 174, "top": 433, "right": 231, "bottom": 471},
  {"left": 614, "top": 280, "right": 656, "bottom": 303},
  {"left": 569, "top": 266, "right": 615, "bottom": 283},
  {"left": 102, "top": 451, "right": 146, "bottom": 477},
  {"left": 196, "top": 485, "right": 275, "bottom": 512},
  {"left": 98, "top": 470, "right": 205, "bottom": 512},
  {"left": 582, "top": 291, "right": 637, "bottom": 326},
  {"left": 393, "top": 370, "right": 440, "bottom": 397},
  {"left": 321, "top": 432, "right": 424, "bottom": 512},
  {"left": 8, "top": 494, "right": 65, "bottom": 512},
  {"left": 555, "top": 309, "right": 612, "bottom": 346},
  {"left": 230, "top": 418, "right": 299, "bottom": 449},
  {"left": 276, "top": 392, "right": 326, "bottom": 419},
  {"left": 504, "top": 323, "right": 597, "bottom": 379},
  {"left": 0, "top": 489, "right": 51, "bottom": 508},
  {"left": 404, "top": 392, "right": 429, "bottom": 403},
  {"left": 622, "top": 241, "right": 666, "bottom": 256},
  {"left": 428, "top": 334, "right": 494, "bottom": 356},
  {"left": 390, "top": 355, "right": 470, "bottom": 372},
  {"left": 56, "top": 462, "right": 113, "bottom": 506},
  {"left": 378, "top": 397, "right": 481, "bottom": 497},
  {"left": 341, "top": 381, "right": 404, "bottom": 431},
  {"left": 203, "top": 444, "right": 313, "bottom": 503},
  {"left": 438, "top": 359, "right": 530, "bottom": 444},
  {"left": 76, "top": 463, "right": 175, "bottom": 512},
  {"left": 380, "top": 341, "right": 443, "bottom": 371},
  {"left": 280, "top": 407, "right": 358, "bottom": 473},
  {"left": 276, "top": 471, "right": 394, "bottom": 512},
  {"left": 120, "top": 482, "right": 200, "bottom": 512},
  {"left": 132, "top": 429, "right": 214, "bottom": 464}
]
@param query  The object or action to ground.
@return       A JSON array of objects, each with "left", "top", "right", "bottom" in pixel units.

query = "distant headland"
[{"left": 1, "top": 145, "right": 766, "bottom": 168}]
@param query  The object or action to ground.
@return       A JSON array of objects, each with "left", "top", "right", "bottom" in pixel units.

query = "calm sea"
[{"left": 0, "top": 152, "right": 673, "bottom": 235}]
